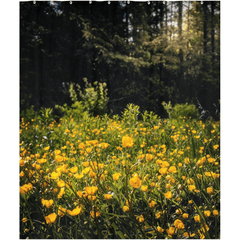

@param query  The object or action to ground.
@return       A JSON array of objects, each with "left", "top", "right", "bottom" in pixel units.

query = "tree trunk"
[
  {"left": 211, "top": 1, "right": 215, "bottom": 65},
  {"left": 203, "top": 1, "right": 208, "bottom": 54},
  {"left": 178, "top": 1, "right": 183, "bottom": 101}
]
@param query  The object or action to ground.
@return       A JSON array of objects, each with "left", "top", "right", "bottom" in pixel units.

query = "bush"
[
  {"left": 162, "top": 101, "right": 199, "bottom": 119},
  {"left": 55, "top": 78, "right": 109, "bottom": 120}
]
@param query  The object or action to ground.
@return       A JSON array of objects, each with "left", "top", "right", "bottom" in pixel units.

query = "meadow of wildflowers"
[{"left": 20, "top": 105, "right": 220, "bottom": 239}]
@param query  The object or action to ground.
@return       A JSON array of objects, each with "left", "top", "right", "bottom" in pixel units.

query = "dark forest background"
[{"left": 20, "top": 1, "right": 220, "bottom": 119}]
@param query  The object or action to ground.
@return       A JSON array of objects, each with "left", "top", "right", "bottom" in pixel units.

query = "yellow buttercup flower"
[
  {"left": 58, "top": 207, "right": 66, "bottom": 217},
  {"left": 88, "top": 195, "right": 97, "bottom": 201},
  {"left": 141, "top": 185, "right": 148, "bottom": 192},
  {"left": 157, "top": 226, "right": 164, "bottom": 233},
  {"left": 67, "top": 206, "right": 82, "bottom": 216},
  {"left": 22, "top": 217, "right": 28, "bottom": 223},
  {"left": 167, "top": 226, "right": 175, "bottom": 236},
  {"left": 183, "top": 213, "right": 189, "bottom": 219},
  {"left": 176, "top": 208, "right": 182, "bottom": 215},
  {"left": 58, "top": 188, "right": 65, "bottom": 198},
  {"left": 164, "top": 191, "right": 172, "bottom": 199},
  {"left": 174, "top": 219, "right": 185, "bottom": 230},
  {"left": 100, "top": 142, "right": 109, "bottom": 149},
  {"left": 123, "top": 206, "right": 129, "bottom": 212},
  {"left": 149, "top": 200, "right": 157, "bottom": 208},
  {"left": 188, "top": 185, "right": 196, "bottom": 191},
  {"left": 213, "top": 144, "right": 219, "bottom": 150},
  {"left": 136, "top": 215, "right": 144, "bottom": 223},
  {"left": 41, "top": 199, "right": 54, "bottom": 208},
  {"left": 20, "top": 183, "right": 33, "bottom": 194},
  {"left": 112, "top": 173, "right": 121, "bottom": 181},
  {"left": 57, "top": 180, "right": 65, "bottom": 188},
  {"left": 207, "top": 187, "right": 213, "bottom": 194},
  {"left": 204, "top": 210, "right": 211, "bottom": 217},
  {"left": 213, "top": 210, "right": 219, "bottom": 216},
  {"left": 146, "top": 154, "right": 153, "bottom": 162},
  {"left": 51, "top": 171, "right": 61, "bottom": 179},
  {"left": 85, "top": 186, "right": 98, "bottom": 195},
  {"left": 104, "top": 194, "right": 113, "bottom": 200},
  {"left": 45, "top": 213, "right": 57, "bottom": 224},
  {"left": 129, "top": 176, "right": 141, "bottom": 188},
  {"left": 89, "top": 171, "right": 96, "bottom": 178},
  {"left": 90, "top": 210, "right": 100, "bottom": 218},
  {"left": 194, "top": 215, "right": 201, "bottom": 223},
  {"left": 69, "top": 166, "right": 78, "bottom": 174},
  {"left": 54, "top": 150, "right": 61, "bottom": 155},
  {"left": 168, "top": 166, "right": 177, "bottom": 173},
  {"left": 159, "top": 167, "right": 168, "bottom": 175},
  {"left": 55, "top": 155, "right": 63, "bottom": 163},
  {"left": 37, "top": 158, "right": 47, "bottom": 164},
  {"left": 122, "top": 136, "right": 134, "bottom": 148},
  {"left": 83, "top": 161, "right": 89, "bottom": 167}
]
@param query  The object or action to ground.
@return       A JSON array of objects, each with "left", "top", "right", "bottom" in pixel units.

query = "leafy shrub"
[
  {"left": 122, "top": 103, "right": 140, "bottom": 125},
  {"left": 56, "top": 78, "right": 109, "bottom": 119},
  {"left": 162, "top": 101, "right": 199, "bottom": 119},
  {"left": 76, "top": 78, "right": 109, "bottom": 116},
  {"left": 20, "top": 106, "right": 56, "bottom": 124}
]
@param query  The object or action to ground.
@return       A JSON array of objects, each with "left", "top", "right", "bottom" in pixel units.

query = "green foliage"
[
  {"left": 75, "top": 78, "right": 109, "bottom": 116},
  {"left": 122, "top": 103, "right": 140, "bottom": 125},
  {"left": 55, "top": 101, "right": 89, "bottom": 121},
  {"left": 162, "top": 101, "right": 199, "bottom": 120},
  {"left": 141, "top": 110, "right": 160, "bottom": 125},
  {"left": 55, "top": 78, "right": 109, "bottom": 119},
  {"left": 20, "top": 106, "right": 56, "bottom": 124}
]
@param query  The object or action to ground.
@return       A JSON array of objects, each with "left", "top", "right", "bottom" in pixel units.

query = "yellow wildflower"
[
  {"left": 123, "top": 206, "right": 129, "bottom": 212},
  {"left": 104, "top": 194, "right": 113, "bottom": 200},
  {"left": 174, "top": 219, "right": 185, "bottom": 230},
  {"left": 149, "top": 200, "right": 157, "bottom": 208},
  {"left": 213, "top": 210, "right": 219, "bottom": 216},
  {"left": 207, "top": 187, "right": 213, "bottom": 194},
  {"left": 204, "top": 210, "right": 211, "bottom": 217},
  {"left": 51, "top": 171, "right": 61, "bottom": 179},
  {"left": 155, "top": 212, "right": 161, "bottom": 219},
  {"left": 157, "top": 226, "right": 164, "bottom": 233},
  {"left": 57, "top": 180, "right": 65, "bottom": 188},
  {"left": 85, "top": 186, "right": 98, "bottom": 195},
  {"left": 90, "top": 210, "right": 100, "bottom": 218},
  {"left": 164, "top": 191, "right": 172, "bottom": 199},
  {"left": 58, "top": 207, "right": 66, "bottom": 217},
  {"left": 141, "top": 185, "right": 148, "bottom": 192},
  {"left": 67, "top": 206, "right": 82, "bottom": 216},
  {"left": 136, "top": 215, "right": 144, "bottom": 223},
  {"left": 41, "top": 199, "right": 54, "bottom": 208},
  {"left": 129, "top": 176, "right": 141, "bottom": 188},
  {"left": 45, "top": 213, "right": 57, "bottom": 224},
  {"left": 112, "top": 173, "right": 121, "bottom": 181},
  {"left": 122, "top": 136, "right": 134, "bottom": 148},
  {"left": 194, "top": 215, "right": 201, "bottom": 223}
]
